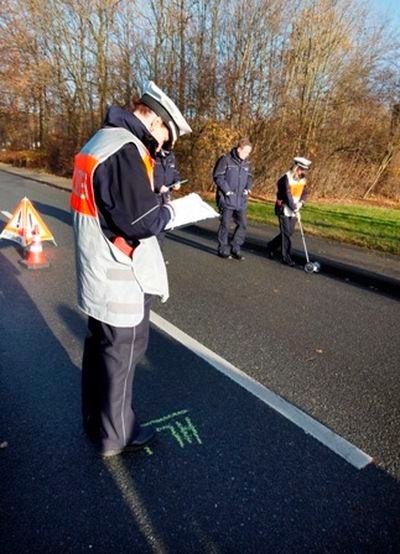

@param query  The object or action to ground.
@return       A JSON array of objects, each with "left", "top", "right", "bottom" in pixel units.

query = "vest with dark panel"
[{"left": 71, "top": 127, "right": 169, "bottom": 327}]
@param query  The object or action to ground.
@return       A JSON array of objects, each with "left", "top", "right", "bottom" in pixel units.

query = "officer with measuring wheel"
[{"left": 266, "top": 156, "right": 311, "bottom": 266}]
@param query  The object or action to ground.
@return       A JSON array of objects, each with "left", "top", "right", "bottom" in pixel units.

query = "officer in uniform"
[
  {"left": 153, "top": 147, "right": 182, "bottom": 251},
  {"left": 213, "top": 138, "right": 253, "bottom": 260},
  {"left": 266, "top": 156, "right": 311, "bottom": 266},
  {"left": 71, "top": 82, "right": 191, "bottom": 457}
]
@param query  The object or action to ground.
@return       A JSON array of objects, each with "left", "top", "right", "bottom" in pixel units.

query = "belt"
[{"left": 112, "top": 236, "right": 136, "bottom": 257}]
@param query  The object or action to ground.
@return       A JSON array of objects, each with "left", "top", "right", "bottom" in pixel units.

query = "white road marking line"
[
  {"left": 1, "top": 210, "right": 12, "bottom": 219},
  {"left": 150, "top": 311, "right": 373, "bottom": 470}
]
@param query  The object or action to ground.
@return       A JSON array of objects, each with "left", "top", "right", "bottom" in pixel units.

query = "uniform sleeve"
[
  {"left": 213, "top": 156, "right": 230, "bottom": 194},
  {"left": 169, "top": 153, "right": 181, "bottom": 185},
  {"left": 153, "top": 157, "right": 164, "bottom": 194},
  {"left": 246, "top": 163, "right": 253, "bottom": 191},
  {"left": 300, "top": 185, "right": 308, "bottom": 203},
  {"left": 93, "top": 143, "right": 171, "bottom": 241}
]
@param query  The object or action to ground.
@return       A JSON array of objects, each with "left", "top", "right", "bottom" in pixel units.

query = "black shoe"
[
  {"left": 218, "top": 252, "right": 231, "bottom": 259},
  {"left": 99, "top": 426, "right": 157, "bottom": 458},
  {"left": 282, "top": 257, "right": 295, "bottom": 267},
  {"left": 231, "top": 252, "right": 244, "bottom": 260}
]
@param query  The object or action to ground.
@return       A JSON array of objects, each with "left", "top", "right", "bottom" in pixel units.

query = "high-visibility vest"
[
  {"left": 283, "top": 171, "right": 306, "bottom": 217},
  {"left": 71, "top": 127, "right": 168, "bottom": 327}
]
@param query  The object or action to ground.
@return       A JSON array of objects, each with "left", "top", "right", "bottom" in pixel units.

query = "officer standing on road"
[
  {"left": 213, "top": 138, "right": 253, "bottom": 260},
  {"left": 71, "top": 81, "right": 191, "bottom": 458},
  {"left": 153, "top": 146, "right": 182, "bottom": 251},
  {"left": 266, "top": 156, "right": 311, "bottom": 266}
]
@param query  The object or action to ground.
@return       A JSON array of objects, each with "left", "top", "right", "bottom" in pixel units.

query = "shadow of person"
[
  {"left": 31, "top": 200, "right": 72, "bottom": 226},
  {"left": 166, "top": 231, "right": 217, "bottom": 256},
  {"left": 57, "top": 303, "right": 88, "bottom": 342},
  {"left": 0, "top": 252, "right": 157, "bottom": 552}
]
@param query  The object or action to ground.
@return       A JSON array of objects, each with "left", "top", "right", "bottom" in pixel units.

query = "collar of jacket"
[
  {"left": 103, "top": 105, "right": 159, "bottom": 158},
  {"left": 230, "top": 148, "right": 245, "bottom": 164}
]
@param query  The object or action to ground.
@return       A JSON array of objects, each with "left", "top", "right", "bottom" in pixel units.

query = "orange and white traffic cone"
[{"left": 19, "top": 225, "right": 50, "bottom": 269}]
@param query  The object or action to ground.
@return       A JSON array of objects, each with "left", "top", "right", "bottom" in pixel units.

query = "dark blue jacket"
[
  {"left": 92, "top": 106, "right": 171, "bottom": 246},
  {"left": 213, "top": 148, "right": 253, "bottom": 211},
  {"left": 154, "top": 150, "right": 180, "bottom": 193},
  {"left": 153, "top": 150, "right": 181, "bottom": 204}
]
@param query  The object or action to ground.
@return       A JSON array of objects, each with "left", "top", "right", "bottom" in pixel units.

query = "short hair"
[
  {"left": 237, "top": 137, "right": 252, "bottom": 149},
  {"left": 130, "top": 94, "right": 154, "bottom": 116}
]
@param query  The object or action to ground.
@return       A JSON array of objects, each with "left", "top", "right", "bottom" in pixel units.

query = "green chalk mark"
[
  {"left": 157, "top": 424, "right": 185, "bottom": 448},
  {"left": 176, "top": 417, "right": 203, "bottom": 445},
  {"left": 142, "top": 410, "right": 189, "bottom": 427},
  {"left": 142, "top": 410, "right": 202, "bottom": 454}
]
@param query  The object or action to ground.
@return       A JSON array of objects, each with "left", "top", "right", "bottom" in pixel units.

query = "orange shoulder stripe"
[{"left": 70, "top": 153, "right": 98, "bottom": 217}]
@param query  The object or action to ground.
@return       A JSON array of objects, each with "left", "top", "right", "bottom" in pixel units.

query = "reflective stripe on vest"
[
  {"left": 286, "top": 171, "right": 306, "bottom": 203},
  {"left": 71, "top": 127, "right": 154, "bottom": 217},
  {"left": 71, "top": 127, "right": 168, "bottom": 327},
  {"left": 283, "top": 171, "right": 306, "bottom": 217}
]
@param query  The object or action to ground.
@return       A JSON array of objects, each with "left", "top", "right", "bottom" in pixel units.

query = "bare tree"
[{"left": 0, "top": 0, "right": 398, "bottom": 198}]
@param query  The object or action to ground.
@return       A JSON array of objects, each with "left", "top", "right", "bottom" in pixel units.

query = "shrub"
[{"left": 0, "top": 150, "right": 49, "bottom": 170}]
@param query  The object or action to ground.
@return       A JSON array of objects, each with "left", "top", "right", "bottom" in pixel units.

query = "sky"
[{"left": 372, "top": 0, "right": 400, "bottom": 25}]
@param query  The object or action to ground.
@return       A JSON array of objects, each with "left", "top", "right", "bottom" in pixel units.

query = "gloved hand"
[
  {"left": 159, "top": 185, "right": 169, "bottom": 194},
  {"left": 243, "top": 189, "right": 249, "bottom": 196}
]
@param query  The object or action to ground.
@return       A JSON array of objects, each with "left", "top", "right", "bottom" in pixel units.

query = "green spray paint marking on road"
[
  {"left": 142, "top": 410, "right": 189, "bottom": 427},
  {"left": 143, "top": 410, "right": 202, "bottom": 455},
  {"left": 176, "top": 418, "right": 202, "bottom": 445},
  {"left": 158, "top": 424, "right": 185, "bottom": 448}
]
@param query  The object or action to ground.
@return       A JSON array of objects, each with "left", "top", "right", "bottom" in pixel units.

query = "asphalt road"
[{"left": 1, "top": 172, "right": 399, "bottom": 552}]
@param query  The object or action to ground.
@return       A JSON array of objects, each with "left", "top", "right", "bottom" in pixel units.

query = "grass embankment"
[{"left": 246, "top": 200, "right": 400, "bottom": 256}]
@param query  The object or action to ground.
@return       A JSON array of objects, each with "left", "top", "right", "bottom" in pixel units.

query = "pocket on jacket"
[{"left": 224, "top": 193, "right": 237, "bottom": 209}]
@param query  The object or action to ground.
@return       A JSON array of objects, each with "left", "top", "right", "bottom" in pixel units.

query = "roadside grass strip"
[
  {"left": 150, "top": 311, "right": 373, "bottom": 470},
  {"left": 247, "top": 201, "right": 400, "bottom": 255}
]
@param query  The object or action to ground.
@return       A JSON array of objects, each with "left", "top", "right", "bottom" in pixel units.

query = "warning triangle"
[{"left": 0, "top": 197, "right": 57, "bottom": 248}]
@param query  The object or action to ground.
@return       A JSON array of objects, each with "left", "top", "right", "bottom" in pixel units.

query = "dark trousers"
[
  {"left": 217, "top": 208, "right": 247, "bottom": 255},
  {"left": 268, "top": 215, "right": 297, "bottom": 261},
  {"left": 81, "top": 295, "right": 151, "bottom": 453}
]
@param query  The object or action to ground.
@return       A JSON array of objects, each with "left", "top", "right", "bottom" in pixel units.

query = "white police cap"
[
  {"left": 294, "top": 156, "right": 312, "bottom": 169},
  {"left": 140, "top": 81, "right": 192, "bottom": 144}
]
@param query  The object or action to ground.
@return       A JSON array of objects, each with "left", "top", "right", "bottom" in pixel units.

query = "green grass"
[{"left": 244, "top": 200, "right": 400, "bottom": 255}]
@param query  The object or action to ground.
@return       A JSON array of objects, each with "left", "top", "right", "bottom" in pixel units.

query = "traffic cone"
[{"left": 19, "top": 225, "right": 50, "bottom": 269}]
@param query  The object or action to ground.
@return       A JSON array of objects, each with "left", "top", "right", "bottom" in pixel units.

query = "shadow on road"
[
  {"left": 1, "top": 250, "right": 399, "bottom": 552},
  {"left": 172, "top": 224, "right": 400, "bottom": 300},
  {"left": 127, "top": 326, "right": 400, "bottom": 551},
  {"left": 0, "top": 252, "right": 155, "bottom": 552},
  {"left": 166, "top": 230, "right": 217, "bottom": 256},
  {"left": 57, "top": 303, "right": 87, "bottom": 342},
  {"left": 32, "top": 200, "right": 72, "bottom": 227}
]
